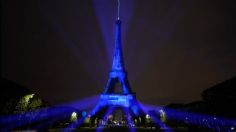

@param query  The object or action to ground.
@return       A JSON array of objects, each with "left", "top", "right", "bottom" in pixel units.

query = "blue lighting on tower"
[
  {"left": 99, "top": 94, "right": 134, "bottom": 107},
  {"left": 88, "top": 4, "right": 147, "bottom": 128},
  {"left": 102, "top": 19, "right": 133, "bottom": 95},
  {"left": 92, "top": 11, "right": 138, "bottom": 112}
]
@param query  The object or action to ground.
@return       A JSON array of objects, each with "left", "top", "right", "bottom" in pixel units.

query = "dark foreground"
[{"left": 47, "top": 127, "right": 191, "bottom": 132}]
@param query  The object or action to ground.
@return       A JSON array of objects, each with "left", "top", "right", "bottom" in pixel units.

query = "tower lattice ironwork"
[{"left": 91, "top": 17, "right": 145, "bottom": 121}]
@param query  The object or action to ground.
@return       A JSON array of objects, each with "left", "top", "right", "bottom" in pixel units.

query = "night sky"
[{"left": 1, "top": 0, "right": 236, "bottom": 106}]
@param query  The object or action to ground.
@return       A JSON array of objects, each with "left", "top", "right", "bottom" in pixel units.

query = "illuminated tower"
[
  {"left": 92, "top": 2, "right": 144, "bottom": 121},
  {"left": 103, "top": 19, "right": 133, "bottom": 95},
  {"left": 99, "top": 18, "right": 135, "bottom": 107}
]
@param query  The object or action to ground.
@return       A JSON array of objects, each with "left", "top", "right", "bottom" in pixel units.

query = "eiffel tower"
[
  {"left": 91, "top": 1, "right": 145, "bottom": 124},
  {"left": 100, "top": 18, "right": 135, "bottom": 107}
]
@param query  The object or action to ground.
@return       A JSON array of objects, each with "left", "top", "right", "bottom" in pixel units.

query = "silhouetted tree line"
[
  {"left": 0, "top": 78, "right": 48, "bottom": 115},
  {"left": 166, "top": 76, "right": 236, "bottom": 118},
  {"left": 0, "top": 78, "right": 51, "bottom": 130},
  {"left": 0, "top": 78, "right": 90, "bottom": 130},
  {"left": 163, "top": 76, "right": 236, "bottom": 131}
]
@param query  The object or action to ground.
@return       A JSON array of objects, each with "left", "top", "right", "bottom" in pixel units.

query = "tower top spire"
[
  {"left": 103, "top": 0, "right": 133, "bottom": 95},
  {"left": 117, "top": 0, "right": 120, "bottom": 20},
  {"left": 111, "top": 0, "right": 124, "bottom": 71}
]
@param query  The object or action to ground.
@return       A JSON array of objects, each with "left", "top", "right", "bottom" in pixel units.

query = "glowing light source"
[
  {"left": 24, "top": 94, "right": 35, "bottom": 103},
  {"left": 70, "top": 112, "right": 77, "bottom": 122},
  {"left": 82, "top": 111, "right": 87, "bottom": 117},
  {"left": 159, "top": 109, "right": 166, "bottom": 122}
]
